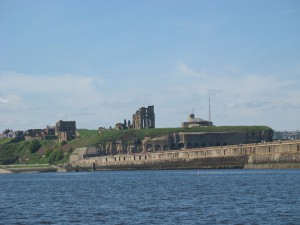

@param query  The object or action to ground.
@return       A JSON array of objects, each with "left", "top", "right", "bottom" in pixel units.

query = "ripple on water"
[{"left": 1, "top": 169, "right": 300, "bottom": 224}]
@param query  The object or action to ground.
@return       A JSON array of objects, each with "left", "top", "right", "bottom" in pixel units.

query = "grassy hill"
[{"left": 0, "top": 126, "right": 273, "bottom": 165}]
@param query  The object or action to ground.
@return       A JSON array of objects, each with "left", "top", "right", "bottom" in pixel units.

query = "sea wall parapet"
[{"left": 68, "top": 141, "right": 300, "bottom": 171}]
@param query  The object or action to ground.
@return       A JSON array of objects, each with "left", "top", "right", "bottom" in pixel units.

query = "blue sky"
[{"left": 0, "top": 0, "right": 299, "bottom": 131}]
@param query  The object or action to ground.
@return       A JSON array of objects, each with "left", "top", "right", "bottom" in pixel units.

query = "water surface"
[{"left": 1, "top": 169, "right": 299, "bottom": 224}]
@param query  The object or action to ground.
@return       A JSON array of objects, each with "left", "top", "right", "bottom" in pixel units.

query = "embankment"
[
  {"left": 0, "top": 164, "right": 66, "bottom": 174},
  {"left": 67, "top": 140, "right": 300, "bottom": 171}
]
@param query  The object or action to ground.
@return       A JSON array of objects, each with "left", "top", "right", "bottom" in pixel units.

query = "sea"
[{"left": 0, "top": 169, "right": 299, "bottom": 225}]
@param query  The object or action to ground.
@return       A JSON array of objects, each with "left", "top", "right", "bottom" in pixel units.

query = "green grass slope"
[{"left": 76, "top": 125, "right": 273, "bottom": 145}]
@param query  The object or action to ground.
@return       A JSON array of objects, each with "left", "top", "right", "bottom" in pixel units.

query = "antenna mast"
[{"left": 209, "top": 97, "right": 211, "bottom": 122}]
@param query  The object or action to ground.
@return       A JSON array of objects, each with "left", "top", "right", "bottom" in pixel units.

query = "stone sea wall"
[
  {"left": 69, "top": 141, "right": 300, "bottom": 171},
  {"left": 0, "top": 164, "right": 63, "bottom": 173}
]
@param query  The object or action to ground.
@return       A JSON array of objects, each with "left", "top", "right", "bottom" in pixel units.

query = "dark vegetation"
[
  {"left": 28, "top": 140, "right": 41, "bottom": 153},
  {"left": 0, "top": 139, "right": 71, "bottom": 165},
  {"left": 0, "top": 126, "right": 273, "bottom": 165}
]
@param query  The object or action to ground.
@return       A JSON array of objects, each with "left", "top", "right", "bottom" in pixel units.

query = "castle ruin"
[{"left": 132, "top": 106, "right": 155, "bottom": 129}]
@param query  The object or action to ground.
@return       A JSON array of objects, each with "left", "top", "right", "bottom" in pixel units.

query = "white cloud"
[
  {"left": 0, "top": 66, "right": 299, "bottom": 131},
  {"left": 225, "top": 102, "right": 238, "bottom": 109},
  {"left": 0, "top": 95, "right": 26, "bottom": 111},
  {"left": 177, "top": 62, "right": 205, "bottom": 77},
  {"left": 159, "top": 63, "right": 300, "bottom": 130},
  {"left": 0, "top": 71, "right": 104, "bottom": 95},
  {"left": 207, "top": 89, "right": 223, "bottom": 98},
  {"left": 0, "top": 72, "right": 108, "bottom": 130},
  {"left": 0, "top": 98, "right": 9, "bottom": 103},
  {"left": 224, "top": 64, "right": 241, "bottom": 74}
]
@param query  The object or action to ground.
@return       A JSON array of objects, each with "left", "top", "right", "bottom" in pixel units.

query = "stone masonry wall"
[{"left": 70, "top": 141, "right": 300, "bottom": 170}]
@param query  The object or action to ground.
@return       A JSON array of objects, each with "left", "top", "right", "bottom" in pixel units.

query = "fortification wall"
[
  {"left": 180, "top": 132, "right": 247, "bottom": 148},
  {"left": 69, "top": 141, "right": 300, "bottom": 171}
]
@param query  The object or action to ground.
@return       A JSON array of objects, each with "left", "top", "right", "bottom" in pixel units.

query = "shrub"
[
  {"left": 68, "top": 147, "right": 74, "bottom": 154},
  {"left": 61, "top": 140, "right": 67, "bottom": 146},
  {"left": 45, "top": 149, "right": 52, "bottom": 158},
  {"left": 28, "top": 140, "right": 41, "bottom": 153},
  {"left": 48, "top": 150, "right": 64, "bottom": 164}
]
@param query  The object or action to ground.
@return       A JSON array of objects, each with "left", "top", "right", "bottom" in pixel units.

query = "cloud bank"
[{"left": 0, "top": 64, "right": 299, "bottom": 131}]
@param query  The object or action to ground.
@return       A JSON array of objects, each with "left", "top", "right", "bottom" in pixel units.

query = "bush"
[
  {"left": 68, "top": 147, "right": 74, "bottom": 154},
  {"left": 28, "top": 140, "right": 41, "bottom": 153},
  {"left": 61, "top": 140, "right": 67, "bottom": 146},
  {"left": 45, "top": 149, "right": 52, "bottom": 158},
  {"left": 48, "top": 150, "right": 64, "bottom": 164}
]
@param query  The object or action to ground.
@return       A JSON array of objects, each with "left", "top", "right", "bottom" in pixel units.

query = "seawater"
[{"left": 1, "top": 169, "right": 299, "bottom": 225}]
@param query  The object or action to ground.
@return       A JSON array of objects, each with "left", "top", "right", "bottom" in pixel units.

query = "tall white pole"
[{"left": 209, "top": 97, "right": 211, "bottom": 122}]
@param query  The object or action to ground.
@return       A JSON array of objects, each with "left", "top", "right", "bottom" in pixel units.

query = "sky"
[{"left": 0, "top": 0, "right": 300, "bottom": 131}]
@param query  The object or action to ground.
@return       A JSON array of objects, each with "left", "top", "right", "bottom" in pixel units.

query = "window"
[
  {"left": 171, "top": 143, "right": 176, "bottom": 150},
  {"left": 147, "top": 144, "right": 153, "bottom": 151}
]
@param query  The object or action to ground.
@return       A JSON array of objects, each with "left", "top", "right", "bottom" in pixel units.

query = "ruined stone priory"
[{"left": 132, "top": 105, "right": 155, "bottom": 129}]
